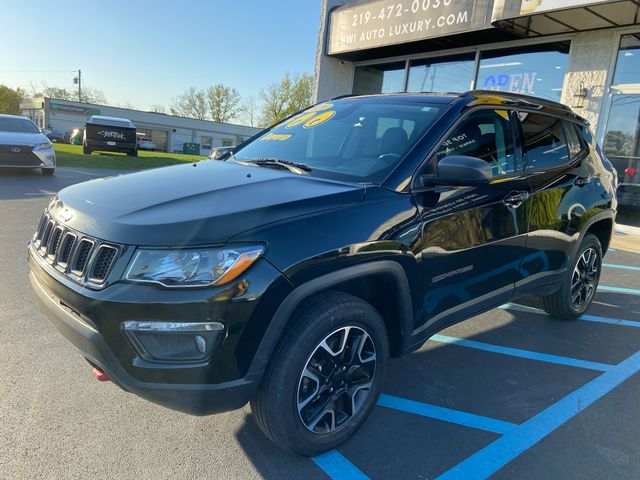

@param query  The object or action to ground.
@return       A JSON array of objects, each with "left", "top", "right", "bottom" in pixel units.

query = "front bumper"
[{"left": 28, "top": 246, "right": 291, "bottom": 415}]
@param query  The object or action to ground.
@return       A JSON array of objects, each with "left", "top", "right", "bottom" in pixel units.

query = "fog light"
[{"left": 122, "top": 321, "right": 224, "bottom": 364}]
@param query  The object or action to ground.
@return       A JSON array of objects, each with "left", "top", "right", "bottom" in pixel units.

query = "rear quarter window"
[
  {"left": 520, "top": 113, "right": 570, "bottom": 170},
  {"left": 564, "top": 121, "right": 584, "bottom": 158}
]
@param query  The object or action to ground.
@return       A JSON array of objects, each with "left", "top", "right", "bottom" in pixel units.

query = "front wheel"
[
  {"left": 41, "top": 168, "right": 55, "bottom": 176},
  {"left": 251, "top": 292, "right": 388, "bottom": 456},
  {"left": 542, "top": 233, "right": 602, "bottom": 319}
]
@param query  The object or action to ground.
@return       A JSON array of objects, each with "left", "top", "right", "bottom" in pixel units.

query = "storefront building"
[
  {"left": 19, "top": 97, "right": 260, "bottom": 155},
  {"left": 314, "top": 0, "right": 640, "bottom": 187}
]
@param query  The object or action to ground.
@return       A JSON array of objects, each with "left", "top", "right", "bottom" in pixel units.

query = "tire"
[
  {"left": 542, "top": 233, "right": 602, "bottom": 320},
  {"left": 250, "top": 291, "right": 389, "bottom": 456},
  {"left": 41, "top": 168, "right": 55, "bottom": 176},
  {"left": 128, "top": 149, "right": 138, "bottom": 157},
  {"left": 82, "top": 144, "right": 91, "bottom": 155}
]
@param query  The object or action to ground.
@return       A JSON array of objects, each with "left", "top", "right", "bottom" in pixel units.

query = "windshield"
[
  {"left": 0, "top": 117, "right": 39, "bottom": 133},
  {"left": 234, "top": 99, "right": 445, "bottom": 182}
]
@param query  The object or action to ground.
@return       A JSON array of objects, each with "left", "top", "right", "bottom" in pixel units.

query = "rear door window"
[{"left": 519, "top": 113, "right": 570, "bottom": 170}]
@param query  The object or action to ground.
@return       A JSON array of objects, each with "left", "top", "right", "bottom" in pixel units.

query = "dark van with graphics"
[
  {"left": 83, "top": 115, "right": 138, "bottom": 157},
  {"left": 29, "top": 91, "right": 617, "bottom": 456}
]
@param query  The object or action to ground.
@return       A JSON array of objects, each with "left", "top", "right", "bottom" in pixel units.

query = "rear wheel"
[
  {"left": 542, "top": 233, "right": 602, "bottom": 319},
  {"left": 250, "top": 292, "right": 388, "bottom": 456},
  {"left": 82, "top": 143, "right": 92, "bottom": 155},
  {"left": 41, "top": 168, "right": 55, "bottom": 176}
]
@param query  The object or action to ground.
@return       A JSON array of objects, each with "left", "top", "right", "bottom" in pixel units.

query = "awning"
[{"left": 493, "top": 0, "right": 640, "bottom": 37}]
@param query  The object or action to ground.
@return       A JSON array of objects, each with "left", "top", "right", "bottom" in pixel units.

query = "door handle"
[{"left": 503, "top": 191, "right": 529, "bottom": 209}]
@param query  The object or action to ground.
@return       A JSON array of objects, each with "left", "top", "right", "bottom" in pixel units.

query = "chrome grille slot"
[
  {"left": 47, "top": 226, "right": 64, "bottom": 258},
  {"left": 40, "top": 220, "right": 54, "bottom": 252},
  {"left": 88, "top": 245, "right": 118, "bottom": 282},
  {"left": 71, "top": 239, "right": 94, "bottom": 275},
  {"left": 31, "top": 212, "right": 123, "bottom": 289},
  {"left": 57, "top": 232, "right": 77, "bottom": 267},
  {"left": 34, "top": 213, "right": 48, "bottom": 245}
]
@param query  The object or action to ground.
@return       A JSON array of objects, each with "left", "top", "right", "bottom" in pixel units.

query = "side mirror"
[{"left": 435, "top": 155, "right": 492, "bottom": 186}]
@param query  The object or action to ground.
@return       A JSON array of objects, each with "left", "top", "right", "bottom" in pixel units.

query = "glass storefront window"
[
  {"left": 407, "top": 54, "right": 476, "bottom": 93},
  {"left": 477, "top": 42, "right": 570, "bottom": 101},
  {"left": 353, "top": 61, "right": 406, "bottom": 95},
  {"left": 613, "top": 34, "right": 640, "bottom": 85},
  {"left": 603, "top": 94, "right": 640, "bottom": 184}
]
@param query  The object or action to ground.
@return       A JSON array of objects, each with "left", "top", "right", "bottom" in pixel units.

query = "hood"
[
  {"left": 48, "top": 160, "right": 365, "bottom": 245},
  {"left": 0, "top": 131, "right": 49, "bottom": 145}
]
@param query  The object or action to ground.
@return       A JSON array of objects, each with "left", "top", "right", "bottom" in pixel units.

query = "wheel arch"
[
  {"left": 584, "top": 216, "right": 614, "bottom": 254},
  {"left": 247, "top": 261, "right": 414, "bottom": 377}
]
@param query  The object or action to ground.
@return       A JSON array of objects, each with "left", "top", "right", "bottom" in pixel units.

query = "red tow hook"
[{"left": 92, "top": 367, "right": 111, "bottom": 382}]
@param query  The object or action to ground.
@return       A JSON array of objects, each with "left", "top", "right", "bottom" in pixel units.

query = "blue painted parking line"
[
  {"left": 313, "top": 450, "right": 368, "bottom": 480},
  {"left": 437, "top": 349, "right": 640, "bottom": 480},
  {"left": 430, "top": 334, "right": 612, "bottom": 372},
  {"left": 604, "top": 263, "right": 640, "bottom": 271},
  {"left": 501, "top": 303, "right": 640, "bottom": 328},
  {"left": 598, "top": 285, "right": 640, "bottom": 295},
  {"left": 378, "top": 394, "right": 516, "bottom": 435}
]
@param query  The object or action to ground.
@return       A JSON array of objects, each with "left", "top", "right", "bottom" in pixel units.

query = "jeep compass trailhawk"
[{"left": 29, "top": 91, "right": 617, "bottom": 455}]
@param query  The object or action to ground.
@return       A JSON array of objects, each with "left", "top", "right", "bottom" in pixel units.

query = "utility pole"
[{"left": 74, "top": 69, "right": 82, "bottom": 102}]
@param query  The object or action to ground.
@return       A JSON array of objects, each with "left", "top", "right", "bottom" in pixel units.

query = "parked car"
[
  {"left": 0, "top": 114, "right": 55, "bottom": 175},
  {"left": 137, "top": 137, "right": 156, "bottom": 151},
  {"left": 28, "top": 91, "right": 617, "bottom": 455},
  {"left": 209, "top": 145, "right": 235, "bottom": 160},
  {"left": 83, "top": 115, "right": 137, "bottom": 156},
  {"left": 45, "top": 129, "right": 66, "bottom": 143}
]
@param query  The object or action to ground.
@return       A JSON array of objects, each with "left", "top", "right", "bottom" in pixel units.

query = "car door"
[
  {"left": 515, "top": 112, "right": 593, "bottom": 292},
  {"left": 410, "top": 108, "right": 530, "bottom": 338}
]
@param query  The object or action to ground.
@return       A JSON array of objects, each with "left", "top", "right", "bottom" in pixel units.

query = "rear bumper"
[
  {"left": 617, "top": 184, "right": 640, "bottom": 209},
  {"left": 86, "top": 139, "right": 136, "bottom": 152},
  {"left": 29, "top": 270, "right": 261, "bottom": 416}
]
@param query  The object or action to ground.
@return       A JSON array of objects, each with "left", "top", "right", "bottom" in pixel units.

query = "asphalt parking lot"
[{"left": 1, "top": 168, "right": 640, "bottom": 479}]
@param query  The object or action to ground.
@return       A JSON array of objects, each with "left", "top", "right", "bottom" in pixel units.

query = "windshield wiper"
[{"left": 244, "top": 157, "right": 312, "bottom": 174}]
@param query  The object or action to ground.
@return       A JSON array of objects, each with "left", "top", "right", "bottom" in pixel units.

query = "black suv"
[{"left": 29, "top": 91, "right": 617, "bottom": 455}]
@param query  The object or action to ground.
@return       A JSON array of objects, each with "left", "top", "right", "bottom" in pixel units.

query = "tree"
[
  {"left": 288, "top": 73, "right": 314, "bottom": 113},
  {"left": 206, "top": 84, "right": 240, "bottom": 123},
  {"left": 81, "top": 87, "right": 107, "bottom": 105},
  {"left": 35, "top": 84, "right": 107, "bottom": 104},
  {"left": 259, "top": 72, "right": 314, "bottom": 126},
  {"left": 42, "top": 86, "right": 74, "bottom": 100},
  {"left": 0, "top": 85, "right": 26, "bottom": 115},
  {"left": 170, "top": 86, "right": 208, "bottom": 120},
  {"left": 238, "top": 95, "right": 259, "bottom": 127}
]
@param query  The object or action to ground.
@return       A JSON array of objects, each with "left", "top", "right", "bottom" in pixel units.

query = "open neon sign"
[{"left": 483, "top": 73, "right": 538, "bottom": 95}]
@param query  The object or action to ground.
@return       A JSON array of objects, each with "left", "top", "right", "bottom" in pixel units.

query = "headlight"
[
  {"left": 125, "top": 245, "right": 264, "bottom": 287},
  {"left": 33, "top": 142, "right": 53, "bottom": 151}
]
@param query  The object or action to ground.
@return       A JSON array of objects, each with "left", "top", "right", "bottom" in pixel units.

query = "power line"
[{"left": 0, "top": 69, "right": 76, "bottom": 73}]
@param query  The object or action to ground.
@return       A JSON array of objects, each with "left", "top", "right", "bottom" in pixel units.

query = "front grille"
[
  {"left": 0, "top": 144, "right": 41, "bottom": 166},
  {"left": 89, "top": 246, "right": 118, "bottom": 281},
  {"left": 71, "top": 239, "right": 94, "bottom": 274},
  {"left": 32, "top": 212, "right": 121, "bottom": 287}
]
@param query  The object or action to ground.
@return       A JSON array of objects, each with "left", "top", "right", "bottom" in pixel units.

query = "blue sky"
[{"left": 0, "top": 0, "right": 321, "bottom": 111}]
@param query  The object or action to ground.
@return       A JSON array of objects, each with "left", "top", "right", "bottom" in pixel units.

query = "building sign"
[
  {"left": 50, "top": 101, "right": 100, "bottom": 116},
  {"left": 520, "top": 0, "right": 606, "bottom": 14},
  {"left": 328, "top": 0, "right": 490, "bottom": 55}
]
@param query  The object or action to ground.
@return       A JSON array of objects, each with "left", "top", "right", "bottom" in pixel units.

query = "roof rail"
[{"left": 462, "top": 90, "right": 573, "bottom": 111}]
